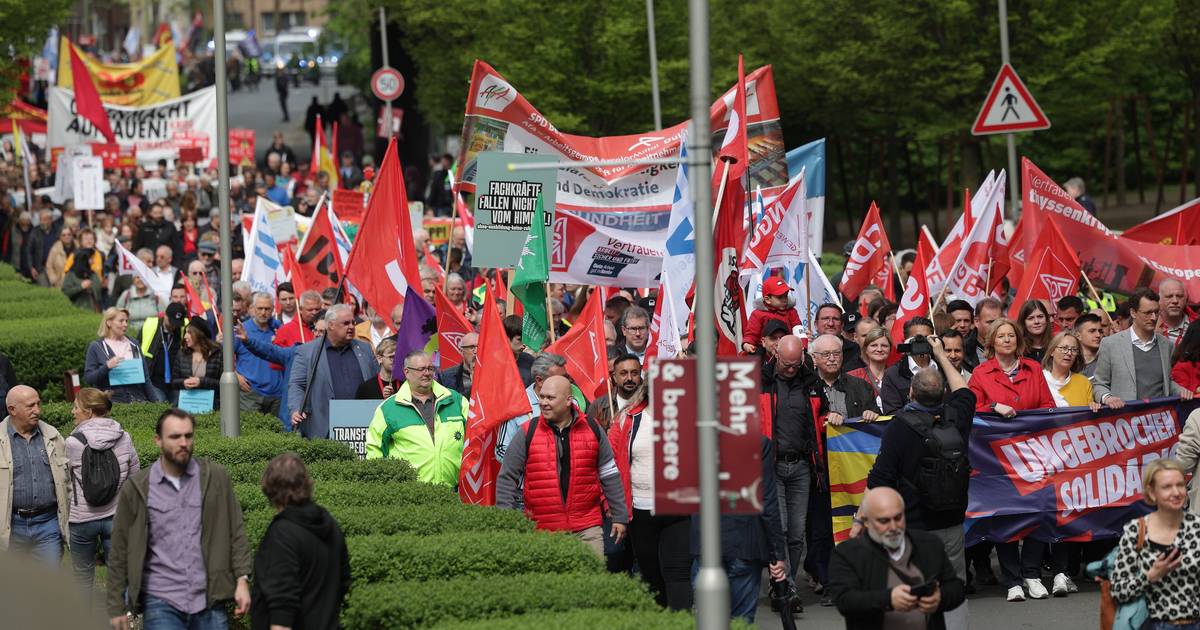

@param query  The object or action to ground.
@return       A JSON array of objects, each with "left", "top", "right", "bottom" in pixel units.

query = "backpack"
[
  {"left": 71, "top": 431, "right": 122, "bottom": 507},
  {"left": 898, "top": 409, "right": 970, "bottom": 514}
]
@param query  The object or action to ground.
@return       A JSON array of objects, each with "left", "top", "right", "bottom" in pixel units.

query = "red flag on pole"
[
  {"left": 344, "top": 138, "right": 421, "bottom": 332},
  {"left": 459, "top": 287, "right": 530, "bottom": 505},
  {"left": 1005, "top": 216, "right": 1026, "bottom": 290},
  {"left": 891, "top": 228, "right": 935, "bottom": 346},
  {"left": 295, "top": 203, "right": 343, "bottom": 292},
  {"left": 839, "top": 201, "right": 894, "bottom": 301},
  {"left": 1007, "top": 219, "right": 1082, "bottom": 319},
  {"left": 712, "top": 55, "right": 749, "bottom": 356},
  {"left": 544, "top": 291, "right": 609, "bottom": 400},
  {"left": 67, "top": 42, "right": 116, "bottom": 144},
  {"left": 434, "top": 286, "right": 473, "bottom": 370}
]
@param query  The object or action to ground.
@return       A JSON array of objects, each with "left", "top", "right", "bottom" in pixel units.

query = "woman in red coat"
[
  {"left": 1171, "top": 323, "right": 1200, "bottom": 395},
  {"left": 968, "top": 318, "right": 1057, "bottom": 603}
]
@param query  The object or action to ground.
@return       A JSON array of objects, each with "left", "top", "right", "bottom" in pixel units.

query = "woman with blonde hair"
[
  {"left": 83, "top": 307, "right": 162, "bottom": 403},
  {"left": 846, "top": 326, "right": 892, "bottom": 408},
  {"left": 65, "top": 388, "right": 139, "bottom": 601},
  {"left": 1111, "top": 458, "right": 1200, "bottom": 629},
  {"left": 1041, "top": 331, "right": 1101, "bottom": 410}
]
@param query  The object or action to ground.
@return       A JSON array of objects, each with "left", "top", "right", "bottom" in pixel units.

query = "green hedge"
[
  {"left": 428, "top": 609, "right": 748, "bottom": 630},
  {"left": 121, "top": 432, "right": 353, "bottom": 469},
  {"left": 225, "top": 457, "right": 416, "bottom": 485},
  {"left": 242, "top": 503, "right": 534, "bottom": 544},
  {"left": 341, "top": 573, "right": 655, "bottom": 629},
  {"left": 346, "top": 531, "right": 602, "bottom": 584},
  {"left": 41, "top": 402, "right": 283, "bottom": 435},
  {"left": 236, "top": 480, "right": 459, "bottom": 513}
]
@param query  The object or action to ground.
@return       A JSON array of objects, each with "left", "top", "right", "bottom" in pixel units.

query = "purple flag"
[{"left": 391, "top": 288, "right": 437, "bottom": 377}]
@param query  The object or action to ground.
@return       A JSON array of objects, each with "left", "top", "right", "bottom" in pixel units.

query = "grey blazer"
[
  {"left": 287, "top": 338, "right": 378, "bottom": 439},
  {"left": 1092, "top": 331, "right": 1180, "bottom": 403}
]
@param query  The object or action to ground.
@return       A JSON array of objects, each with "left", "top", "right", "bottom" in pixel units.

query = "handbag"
[{"left": 1098, "top": 517, "right": 1150, "bottom": 630}]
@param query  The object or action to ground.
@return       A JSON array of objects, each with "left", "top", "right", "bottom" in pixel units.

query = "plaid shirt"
[{"left": 1160, "top": 319, "right": 1190, "bottom": 346}]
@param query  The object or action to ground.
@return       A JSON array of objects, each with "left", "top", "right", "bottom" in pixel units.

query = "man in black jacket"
[
  {"left": 829, "top": 487, "right": 965, "bottom": 630},
  {"left": 864, "top": 335, "right": 974, "bottom": 628},
  {"left": 880, "top": 317, "right": 935, "bottom": 414},
  {"left": 765, "top": 335, "right": 827, "bottom": 592},
  {"left": 436, "top": 331, "right": 477, "bottom": 397}
]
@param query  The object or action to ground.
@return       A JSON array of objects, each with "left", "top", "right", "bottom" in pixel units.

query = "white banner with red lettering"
[
  {"left": 48, "top": 86, "right": 217, "bottom": 162},
  {"left": 454, "top": 60, "right": 790, "bottom": 286}
]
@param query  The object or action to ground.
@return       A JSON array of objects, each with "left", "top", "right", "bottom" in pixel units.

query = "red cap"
[{"left": 762, "top": 277, "right": 792, "bottom": 297}]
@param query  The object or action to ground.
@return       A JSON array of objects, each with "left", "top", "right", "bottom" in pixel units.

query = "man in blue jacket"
[{"left": 234, "top": 293, "right": 283, "bottom": 420}]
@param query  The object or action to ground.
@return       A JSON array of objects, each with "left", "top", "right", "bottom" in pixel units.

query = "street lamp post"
[{"left": 214, "top": 0, "right": 240, "bottom": 437}]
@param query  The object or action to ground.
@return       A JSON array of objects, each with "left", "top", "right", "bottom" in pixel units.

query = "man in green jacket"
[
  {"left": 107, "top": 408, "right": 252, "bottom": 629},
  {"left": 366, "top": 351, "right": 467, "bottom": 486}
]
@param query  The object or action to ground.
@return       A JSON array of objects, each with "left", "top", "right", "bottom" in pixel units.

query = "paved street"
[
  {"left": 755, "top": 574, "right": 1102, "bottom": 629},
  {"left": 226, "top": 73, "right": 360, "bottom": 166}
]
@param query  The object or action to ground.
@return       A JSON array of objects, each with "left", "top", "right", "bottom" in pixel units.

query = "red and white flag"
[
  {"left": 839, "top": 201, "right": 893, "bottom": 301},
  {"left": 67, "top": 41, "right": 115, "bottom": 144},
  {"left": 941, "top": 176, "right": 1005, "bottom": 306},
  {"left": 1005, "top": 216, "right": 1026, "bottom": 290},
  {"left": 926, "top": 172, "right": 999, "bottom": 295},
  {"left": 891, "top": 228, "right": 935, "bottom": 346},
  {"left": 295, "top": 199, "right": 343, "bottom": 292},
  {"left": 1008, "top": 219, "right": 1081, "bottom": 319},
  {"left": 344, "top": 137, "right": 421, "bottom": 331},
  {"left": 545, "top": 289, "right": 610, "bottom": 401},
  {"left": 459, "top": 287, "right": 530, "bottom": 505},
  {"left": 434, "top": 285, "right": 473, "bottom": 370},
  {"left": 712, "top": 54, "right": 749, "bottom": 356},
  {"left": 644, "top": 274, "right": 683, "bottom": 363}
]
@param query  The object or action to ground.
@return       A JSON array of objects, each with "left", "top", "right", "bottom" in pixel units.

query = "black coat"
[
  {"left": 762, "top": 363, "right": 826, "bottom": 458},
  {"left": 880, "top": 359, "right": 918, "bottom": 415},
  {"left": 436, "top": 365, "right": 472, "bottom": 398},
  {"left": 251, "top": 502, "right": 350, "bottom": 630},
  {"left": 827, "top": 529, "right": 966, "bottom": 630},
  {"left": 828, "top": 372, "right": 881, "bottom": 419},
  {"left": 962, "top": 330, "right": 982, "bottom": 371}
]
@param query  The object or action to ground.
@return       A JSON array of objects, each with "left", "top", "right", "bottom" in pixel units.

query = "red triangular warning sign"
[{"left": 971, "top": 63, "right": 1050, "bottom": 136}]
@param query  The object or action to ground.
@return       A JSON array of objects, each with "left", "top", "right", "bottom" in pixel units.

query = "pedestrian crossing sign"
[{"left": 971, "top": 63, "right": 1050, "bottom": 135}]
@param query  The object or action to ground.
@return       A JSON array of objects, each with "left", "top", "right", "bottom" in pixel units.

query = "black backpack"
[
  {"left": 899, "top": 410, "right": 971, "bottom": 514},
  {"left": 71, "top": 432, "right": 122, "bottom": 507}
]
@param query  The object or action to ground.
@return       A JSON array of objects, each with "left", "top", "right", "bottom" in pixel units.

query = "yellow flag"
[{"left": 57, "top": 38, "right": 180, "bottom": 106}]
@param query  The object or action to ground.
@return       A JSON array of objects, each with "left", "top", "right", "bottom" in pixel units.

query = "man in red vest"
[{"left": 496, "top": 375, "right": 628, "bottom": 556}]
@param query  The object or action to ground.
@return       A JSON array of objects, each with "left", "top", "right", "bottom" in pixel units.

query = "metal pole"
[
  {"left": 646, "top": 0, "right": 662, "bottom": 131},
  {"left": 998, "top": 0, "right": 1020, "bottom": 219},
  {"left": 214, "top": 0, "right": 240, "bottom": 437},
  {"left": 379, "top": 7, "right": 392, "bottom": 140},
  {"left": 688, "top": 0, "right": 729, "bottom": 626}
]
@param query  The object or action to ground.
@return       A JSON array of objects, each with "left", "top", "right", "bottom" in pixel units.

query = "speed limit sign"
[{"left": 371, "top": 67, "right": 404, "bottom": 102}]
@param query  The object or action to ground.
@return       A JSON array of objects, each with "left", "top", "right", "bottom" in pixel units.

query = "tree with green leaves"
[{"left": 0, "top": 2, "right": 72, "bottom": 96}]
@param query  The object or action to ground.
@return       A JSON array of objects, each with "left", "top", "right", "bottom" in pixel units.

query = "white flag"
[
  {"left": 242, "top": 197, "right": 282, "bottom": 295},
  {"left": 116, "top": 241, "right": 174, "bottom": 303},
  {"left": 659, "top": 134, "right": 694, "bottom": 338}
]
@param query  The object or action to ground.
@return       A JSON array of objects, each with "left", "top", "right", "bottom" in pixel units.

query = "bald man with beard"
[
  {"left": 495, "top": 375, "right": 628, "bottom": 557},
  {"left": 763, "top": 335, "right": 827, "bottom": 593}
]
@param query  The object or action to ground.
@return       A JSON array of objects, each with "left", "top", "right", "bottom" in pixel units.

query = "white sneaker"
[
  {"left": 1051, "top": 573, "right": 1070, "bottom": 597},
  {"left": 1007, "top": 585, "right": 1026, "bottom": 602},
  {"left": 1066, "top": 576, "right": 1079, "bottom": 593},
  {"left": 1025, "top": 578, "right": 1049, "bottom": 599}
]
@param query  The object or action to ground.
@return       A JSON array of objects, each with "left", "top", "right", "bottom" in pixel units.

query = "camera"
[{"left": 897, "top": 335, "right": 932, "bottom": 355}]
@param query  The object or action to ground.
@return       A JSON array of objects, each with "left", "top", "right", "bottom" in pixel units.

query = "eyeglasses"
[
  {"left": 811, "top": 351, "right": 842, "bottom": 359},
  {"left": 623, "top": 325, "right": 648, "bottom": 333},
  {"left": 460, "top": 345, "right": 478, "bottom": 351},
  {"left": 1056, "top": 346, "right": 1079, "bottom": 355},
  {"left": 405, "top": 366, "right": 436, "bottom": 373}
]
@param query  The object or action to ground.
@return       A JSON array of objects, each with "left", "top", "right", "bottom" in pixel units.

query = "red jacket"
[
  {"left": 1172, "top": 360, "right": 1200, "bottom": 394},
  {"left": 968, "top": 357, "right": 1056, "bottom": 412},
  {"left": 523, "top": 415, "right": 604, "bottom": 532},
  {"left": 743, "top": 306, "right": 802, "bottom": 349},
  {"left": 607, "top": 401, "right": 646, "bottom": 520},
  {"left": 273, "top": 316, "right": 314, "bottom": 348}
]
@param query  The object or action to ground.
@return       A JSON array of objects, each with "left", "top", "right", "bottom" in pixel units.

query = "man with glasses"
[
  {"left": 288, "top": 305, "right": 378, "bottom": 439},
  {"left": 815, "top": 303, "right": 860, "bottom": 370},
  {"left": 1094, "top": 288, "right": 1194, "bottom": 409},
  {"left": 437, "top": 332, "right": 478, "bottom": 397},
  {"left": 619, "top": 306, "right": 651, "bottom": 362},
  {"left": 365, "top": 351, "right": 467, "bottom": 486},
  {"left": 764, "top": 335, "right": 827, "bottom": 610}
]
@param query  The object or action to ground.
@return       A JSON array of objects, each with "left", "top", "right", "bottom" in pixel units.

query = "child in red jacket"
[{"left": 742, "top": 276, "right": 802, "bottom": 353}]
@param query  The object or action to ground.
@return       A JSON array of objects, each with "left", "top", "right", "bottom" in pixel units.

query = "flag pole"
[
  {"left": 545, "top": 292, "right": 556, "bottom": 343},
  {"left": 1080, "top": 271, "right": 1115, "bottom": 329},
  {"left": 802, "top": 259, "right": 811, "bottom": 332},
  {"left": 889, "top": 251, "right": 904, "bottom": 293},
  {"left": 444, "top": 197, "right": 460, "bottom": 292},
  {"left": 931, "top": 280, "right": 952, "bottom": 314}
]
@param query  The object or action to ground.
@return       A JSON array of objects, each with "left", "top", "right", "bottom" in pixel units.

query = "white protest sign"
[{"left": 71, "top": 155, "right": 105, "bottom": 209}]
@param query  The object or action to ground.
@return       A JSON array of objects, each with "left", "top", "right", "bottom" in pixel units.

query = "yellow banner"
[{"left": 56, "top": 38, "right": 180, "bottom": 107}]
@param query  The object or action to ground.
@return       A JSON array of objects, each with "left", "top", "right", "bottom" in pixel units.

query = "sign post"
[{"left": 375, "top": 9, "right": 400, "bottom": 140}]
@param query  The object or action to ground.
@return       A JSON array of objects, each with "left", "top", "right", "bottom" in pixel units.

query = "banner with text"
[
  {"left": 48, "top": 86, "right": 217, "bottom": 163},
  {"left": 826, "top": 399, "right": 1199, "bottom": 545},
  {"left": 56, "top": 38, "right": 181, "bottom": 107},
  {"left": 455, "top": 59, "right": 788, "bottom": 285}
]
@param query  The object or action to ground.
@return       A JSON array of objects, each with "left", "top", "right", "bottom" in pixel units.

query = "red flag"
[
  {"left": 1123, "top": 197, "right": 1200, "bottom": 246},
  {"left": 310, "top": 114, "right": 326, "bottom": 176},
  {"left": 344, "top": 138, "right": 421, "bottom": 331},
  {"left": 280, "top": 243, "right": 308, "bottom": 297},
  {"left": 1006, "top": 216, "right": 1026, "bottom": 290},
  {"left": 839, "top": 201, "right": 893, "bottom": 301},
  {"left": 891, "top": 229, "right": 934, "bottom": 346},
  {"left": 424, "top": 251, "right": 446, "bottom": 284},
  {"left": 986, "top": 204, "right": 1012, "bottom": 296},
  {"left": 1008, "top": 219, "right": 1082, "bottom": 319},
  {"left": 295, "top": 203, "right": 342, "bottom": 292},
  {"left": 434, "top": 286, "right": 472, "bottom": 370},
  {"left": 67, "top": 42, "right": 115, "bottom": 144},
  {"left": 183, "top": 278, "right": 206, "bottom": 317},
  {"left": 545, "top": 291, "right": 609, "bottom": 400},
  {"left": 712, "top": 55, "right": 749, "bottom": 356},
  {"left": 459, "top": 288, "right": 529, "bottom": 505}
]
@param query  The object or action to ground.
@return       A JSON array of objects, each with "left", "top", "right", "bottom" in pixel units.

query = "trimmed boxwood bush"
[
  {"left": 346, "top": 531, "right": 602, "bottom": 584},
  {"left": 125, "top": 432, "right": 353, "bottom": 469},
  {"left": 428, "top": 609, "right": 750, "bottom": 630},
  {"left": 225, "top": 458, "right": 416, "bottom": 485},
  {"left": 341, "top": 572, "right": 655, "bottom": 629},
  {"left": 236, "top": 480, "right": 459, "bottom": 513},
  {"left": 2, "top": 314, "right": 101, "bottom": 400},
  {"left": 42, "top": 402, "right": 283, "bottom": 435},
  {"left": 242, "top": 503, "right": 534, "bottom": 544}
]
